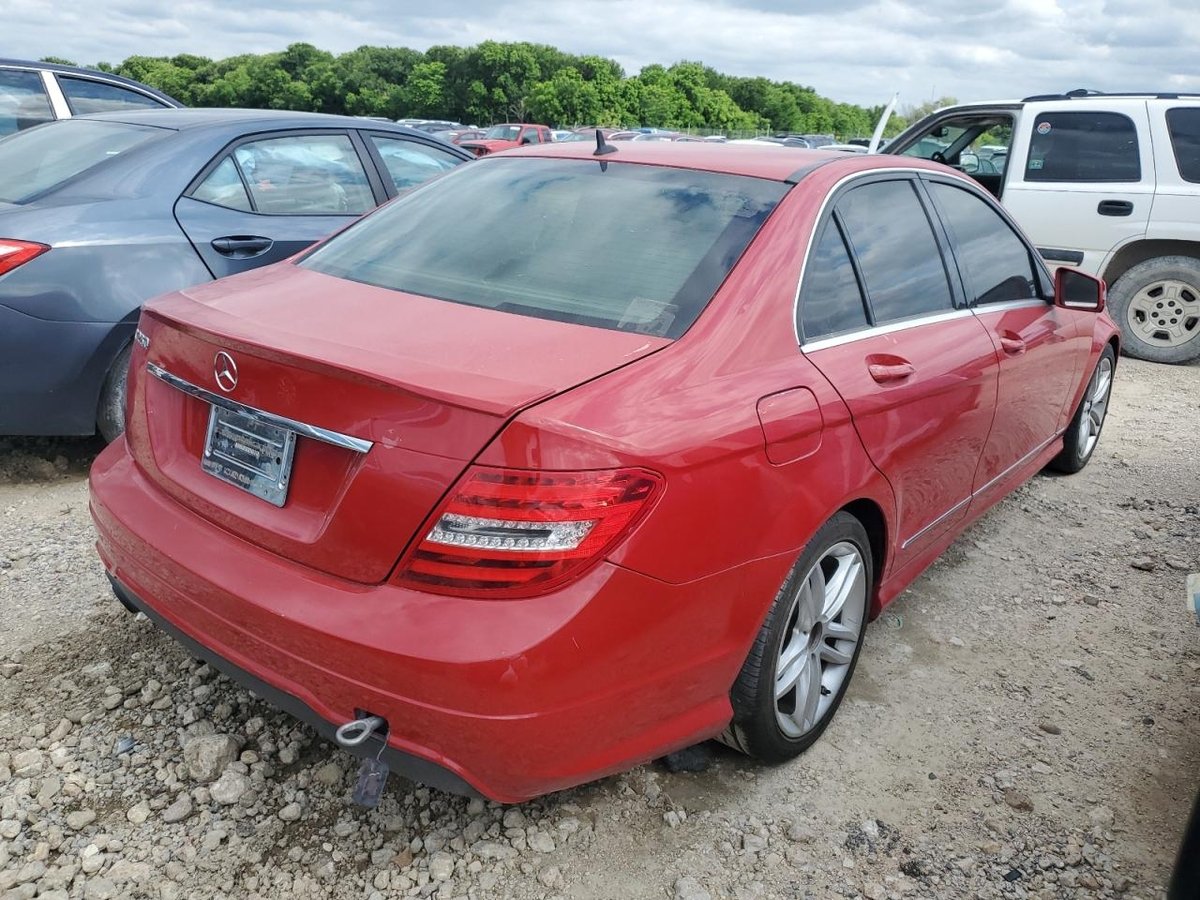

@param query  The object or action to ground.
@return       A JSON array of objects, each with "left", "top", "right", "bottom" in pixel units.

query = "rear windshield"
[
  {"left": 301, "top": 157, "right": 787, "bottom": 338},
  {"left": 0, "top": 119, "right": 163, "bottom": 203}
]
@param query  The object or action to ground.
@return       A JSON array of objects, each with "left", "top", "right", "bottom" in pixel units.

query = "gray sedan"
[{"left": 0, "top": 109, "right": 472, "bottom": 439}]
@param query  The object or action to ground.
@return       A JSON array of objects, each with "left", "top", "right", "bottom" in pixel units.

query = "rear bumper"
[
  {"left": 106, "top": 573, "right": 479, "bottom": 796},
  {"left": 90, "top": 440, "right": 789, "bottom": 801}
]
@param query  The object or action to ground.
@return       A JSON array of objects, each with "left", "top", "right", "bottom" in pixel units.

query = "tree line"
[{"left": 50, "top": 41, "right": 919, "bottom": 137}]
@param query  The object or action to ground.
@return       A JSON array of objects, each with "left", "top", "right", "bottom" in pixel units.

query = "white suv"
[{"left": 887, "top": 90, "right": 1200, "bottom": 364}]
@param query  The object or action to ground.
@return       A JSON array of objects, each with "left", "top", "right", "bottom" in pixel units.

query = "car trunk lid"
[{"left": 126, "top": 262, "right": 669, "bottom": 583}]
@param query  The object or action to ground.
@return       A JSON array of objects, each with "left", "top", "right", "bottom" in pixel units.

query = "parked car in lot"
[
  {"left": 887, "top": 90, "right": 1200, "bottom": 363},
  {"left": 90, "top": 142, "right": 1117, "bottom": 802},
  {"left": 0, "top": 109, "right": 471, "bottom": 439},
  {"left": 0, "top": 58, "right": 180, "bottom": 136},
  {"left": 458, "top": 123, "right": 552, "bottom": 156}
]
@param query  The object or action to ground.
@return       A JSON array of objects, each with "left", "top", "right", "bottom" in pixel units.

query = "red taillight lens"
[
  {"left": 0, "top": 240, "right": 49, "bottom": 277},
  {"left": 395, "top": 466, "right": 663, "bottom": 598}
]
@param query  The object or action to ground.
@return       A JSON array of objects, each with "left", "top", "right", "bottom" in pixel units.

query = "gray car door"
[{"left": 174, "top": 130, "right": 382, "bottom": 279}]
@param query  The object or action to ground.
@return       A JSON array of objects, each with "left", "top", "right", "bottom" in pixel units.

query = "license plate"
[{"left": 202, "top": 404, "right": 297, "bottom": 507}]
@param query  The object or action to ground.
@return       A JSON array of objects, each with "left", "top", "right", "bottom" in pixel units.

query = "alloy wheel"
[
  {"left": 773, "top": 541, "right": 867, "bottom": 739},
  {"left": 1077, "top": 355, "right": 1113, "bottom": 459}
]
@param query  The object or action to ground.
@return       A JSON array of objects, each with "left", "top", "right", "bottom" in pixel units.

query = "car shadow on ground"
[{"left": 0, "top": 435, "right": 106, "bottom": 483}]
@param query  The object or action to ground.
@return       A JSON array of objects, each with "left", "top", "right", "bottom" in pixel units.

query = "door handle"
[
  {"left": 211, "top": 236, "right": 273, "bottom": 258},
  {"left": 1000, "top": 335, "right": 1026, "bottom": 355},
  {"left": 1097, "top": 200, "right": 1133, "bottom": 217},
  {"left": 867, "top": 361, "right": 915, "bottom": 383}
]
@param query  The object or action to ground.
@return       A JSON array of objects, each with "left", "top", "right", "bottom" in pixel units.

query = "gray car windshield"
[
  {"left": 301, "top": 158, "right": 787, "bottom": 338},
  {"left": 0, "top": 120, "right": 163, "bottom": 203}
]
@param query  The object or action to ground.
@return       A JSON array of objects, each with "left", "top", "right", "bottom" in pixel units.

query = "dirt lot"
[{"left": 0, "top": 357, "right": 1196, "bottom": 900}]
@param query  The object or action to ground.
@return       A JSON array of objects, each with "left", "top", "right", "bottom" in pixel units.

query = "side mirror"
[{"left": 1054, "top": 267, "right": 1106, "bottom": 312}]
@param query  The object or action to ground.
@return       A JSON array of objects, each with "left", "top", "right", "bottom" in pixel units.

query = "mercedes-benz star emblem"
[{"left": 214, "top": 351, "right": 238, "bottom": 393}]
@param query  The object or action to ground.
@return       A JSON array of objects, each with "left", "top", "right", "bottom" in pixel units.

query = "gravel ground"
[{"left": 0, "top": 357, "right": 1197, "bottom": 900}]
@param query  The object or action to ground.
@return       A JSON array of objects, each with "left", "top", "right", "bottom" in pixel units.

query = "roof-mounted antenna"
[{"left": 594, "top": 129, "right": 618, "bottom": 157}]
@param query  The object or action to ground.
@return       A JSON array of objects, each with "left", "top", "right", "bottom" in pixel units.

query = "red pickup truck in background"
[{"left": 459, "top": 123, "right": 552, "bottom": 156}]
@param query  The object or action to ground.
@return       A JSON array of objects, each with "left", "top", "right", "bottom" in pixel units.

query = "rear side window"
[
  {"left": 799, "top": 219, "right": 869, "bottom": 341},
  {"left": 57, "top": 76, "right": 166, "bottom": 115},
  {"left": 302, "top": 157, "right": 787, "bottom": 339},
  {"left": 836, "top": 180, "right": 954, "bottom": 324},
  {"left": 191, "top": 157, "right": 252, "bottom": 211},
  {"left": 1025, "top": 112, "right": 1140, "bottom": 182},
  {"left": 368, "top": 136, "right": 462, "bottom": 191},
  {"left": 0, "top": 69, "right": 53, "bottom": 136},
  {"left": 0, "top": 119, "right": 161, "bottom": 204},
  {"left": 230, "top": 134, "right": 374, "bottom": 215},
  {"left": 1166, "top": 108, "right": 1200, "bottom": 183},
  {"left": 928, "top": 182, "right": 1038, "bottom": 305}
]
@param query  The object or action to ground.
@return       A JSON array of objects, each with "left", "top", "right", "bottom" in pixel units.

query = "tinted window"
[
  {"left": 191, "top": 157, "right": 252, "bottom": 211},
  {"left": 1025, "top": 112, "right": 1140, "bottom": 182},
  {"left": 1166, "top": 108, "right": 1200, "bottom": 183},
  {"left": 58, "top": 76, "right": 166, "bottom": 115},
  {"left": 0, "top": 69, "right": 53, "bottom": 136},
  {"left": 929, "top": 182, "right": 1038, "bottom": 305},
  {"left": 0, "top": 119, "right": 161, "bottom": 203},
  {"left": 836, "top": 180, "right": 954, "bottom": 323},
  {"left": 800, "top": 219, "right": 869, "bottom": 340},
  {"left": 368, "top": 136, "right": 462, "bottom": 191},
  {"left": 302, "top": 158, "right": 787, "bottom": 339},
  {"left": 231, "top": 134, "right": 373, "bottom": 215}
]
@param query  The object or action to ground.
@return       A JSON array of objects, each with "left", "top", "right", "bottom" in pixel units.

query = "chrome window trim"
[
  {"left": 146, "top": 362, "right": 373, "bottom": 454},
  {"left": 969, "top": 298, "right": 1050, "bottom": 314},
  {"left": 39, "top": 69, "right": 69, "bottom": 120},
  {"left": 801, "top": 307, "right": 975, "bottom": 353},
  {"left": 792, "top": 166, "right": 943, "bottom": 347}
]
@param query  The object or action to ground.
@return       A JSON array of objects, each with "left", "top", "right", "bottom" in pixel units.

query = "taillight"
[
  {"left": 0, "top": 240, "right": 49, "bottom": 277},
  {"left": 395, "top": 466, "right": 663, "bottom": 598}
]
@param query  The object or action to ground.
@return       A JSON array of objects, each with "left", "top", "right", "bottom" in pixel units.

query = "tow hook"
[
  {"left": 335, "top": 714, "right": 391, "bottom": 808},
  {"left": 335, "top": 714, "right": 386, "bottom": 747}
]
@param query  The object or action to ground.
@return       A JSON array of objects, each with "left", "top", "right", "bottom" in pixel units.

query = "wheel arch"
[
  {"left": 839, "top": 498, "right": 888, "bottom": 617},
  {"left": 1102, "top": 239, "right": 1200, "bottom": 287}
]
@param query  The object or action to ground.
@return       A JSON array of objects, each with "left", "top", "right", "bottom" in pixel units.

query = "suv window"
[
  {"left": 0, "top": 119, "right": 161, "bottom": 204},
  {"left": 230, "top": 134, "right": 374, "bottom": 215},
  {"left": 898, "top": 116, "right": 1012, "bottom": 176},
  {"left": 1166, "top": 108, "right": 1200, "bottom": 184},
  {"left": 57, "top": 76, "right": 166, "bottom": 115},
  {"left": 368, "top": 136, "right": 462, "bottom": 191},
  {"left": 301, "top": 158, "right": 787, "bottom": 339},
  {"left": 1025, "top": 112, "right": 1140, "bottom": 183},
  {"left": 799, "top": 219, "right": 869, "bottom": 341},
  {"left": 928, "top": 182, "right": 1038, "bottom": 305},
  {"left": 0, "top": 69, "right": 53, "bottom": 136},
  {"left": 836, "top": 179, "right": 954, "bottom": 324}
]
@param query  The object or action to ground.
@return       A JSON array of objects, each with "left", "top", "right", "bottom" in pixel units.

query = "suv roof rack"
[{"left": 1022, "top": 88, "right": 1200, "bottom": 102}]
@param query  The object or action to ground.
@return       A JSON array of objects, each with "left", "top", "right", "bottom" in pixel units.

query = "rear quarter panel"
[{"left": 478, "top": 171, "right": 897, "bottom": 594}]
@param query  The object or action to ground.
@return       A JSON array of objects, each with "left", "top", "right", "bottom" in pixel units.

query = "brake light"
[
  {"left": 395, "top": 466, "right": 663, "bottom": 598},
  {"left": 0, "top": 240, "right": 49, "bottom": 277}
]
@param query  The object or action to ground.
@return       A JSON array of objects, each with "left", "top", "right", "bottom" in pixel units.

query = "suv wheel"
[{"left": 1108, "top": 256, "right": 1200, "bottom": 364}]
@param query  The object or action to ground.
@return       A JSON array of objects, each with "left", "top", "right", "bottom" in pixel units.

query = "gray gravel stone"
[{"left": 182, "top": 733, "right": 239, "bottom": 783}]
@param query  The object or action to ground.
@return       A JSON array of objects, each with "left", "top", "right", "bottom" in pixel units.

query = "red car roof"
[{"left": 501, "top": 140, "right": 954, "bottom": 183}]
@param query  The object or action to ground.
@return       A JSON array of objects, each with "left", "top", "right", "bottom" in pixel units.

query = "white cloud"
[{"left": 6, "top": 0, "right": 1200, "bottom": 106}]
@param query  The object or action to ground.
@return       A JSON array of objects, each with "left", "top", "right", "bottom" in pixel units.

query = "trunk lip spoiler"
[{"left": 146, "top": 361, "right": 374, "bottom": 454}]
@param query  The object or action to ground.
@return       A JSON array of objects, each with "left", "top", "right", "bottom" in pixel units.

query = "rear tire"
[
  {"left": 1108, "top": 256, "right": 1200, "bottom": 364},
  {"left": 720, "top": 512, "right": 872, "bottom": 763},
  {"left": 97, "top": 342, "right": 132, "bottom": 443},
  {"left": 1049, "top": 345, "right": 1115, "bottom": 474}
]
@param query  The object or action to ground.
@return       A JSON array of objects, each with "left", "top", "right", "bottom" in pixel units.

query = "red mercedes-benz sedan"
[{"left": 89, "top": 141, "right": 1119, "bottom": 802}]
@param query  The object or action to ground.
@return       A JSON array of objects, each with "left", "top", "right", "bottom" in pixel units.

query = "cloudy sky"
[{"left": 8, "top": 0, "right": 1200, "bottom": 106}]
